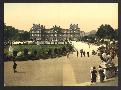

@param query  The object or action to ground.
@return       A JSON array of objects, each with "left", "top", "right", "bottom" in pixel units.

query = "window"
[
  {"left": 37, "top": 31, "right": 39, "bottom": 33},
  {"left": 38, "top": 29, "right": 41, "bottom": 31},
  {"left": 55, "top": 34, "right": 57, "bottom": 36},
  {"left": 55, "top": 31, "right": 57, "bottom": 33},
  {"left": 36, "top": 31, "right": 39, "bottom": 33}
]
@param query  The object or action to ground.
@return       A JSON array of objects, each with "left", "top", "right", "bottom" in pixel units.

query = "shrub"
[
  {"left": 33, "top": 50, "right": 37, "bottom": 56},
  {"left": 4, "top": 53, "right": 13, "bottom": 61},
  {"left": 24, "top": 48, "right": 28, "bottom": 56},
  {"left": 15, "top": 55, "right": 27, "bottom": 61},
  {"left": 48, "top": 49, "right": 52, "bottom": 56},
  {"left": 13, "top": 50, "right": 18, "bottom": 57},
  {"left": 62, "top": 46, "right": 66, "bottom": 54},
  {"left": 54, "top": 48, "right": 58, "bottom": 55},
  {"left": 10, "top": 44, "right": 74, "bottom": 60}
]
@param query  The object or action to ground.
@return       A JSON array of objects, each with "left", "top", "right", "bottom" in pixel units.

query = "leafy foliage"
[
  {"left": 3, "top": 44, "right": 74, "bottom": 61},
  {"left": 96, "top": 24, "right": 116, "bottom": 39},
  {"left": 4, "top": 24, "right": 30, "bottom": 44}
]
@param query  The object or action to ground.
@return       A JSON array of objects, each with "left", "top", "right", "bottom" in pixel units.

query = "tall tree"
[
  {"left": 18, "top": 31, "right": 30, "bottom": 41},
  {"left": 96, "top": 24, "right": 115, "bottom": 40},
  {"left": 4, "top": 25, "right": 19, "bottom": 44},
  {"left": 4, "top": 24, "right": 30, "bottom": 45},
  {"left": 114, "top": 29, "right": 118, "bottom": 40}
]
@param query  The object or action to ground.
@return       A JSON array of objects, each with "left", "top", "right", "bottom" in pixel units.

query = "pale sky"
[{"left": 4, "top": 3, "right": 118, "bottom": 32}]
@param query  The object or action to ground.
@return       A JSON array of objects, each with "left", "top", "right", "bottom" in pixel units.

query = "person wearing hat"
[
  {"left": 98, "top": 65, "right": 105, "bottom": 82},
  {"left": 90, "top": 66, "right": 97, "bottom": 83}
]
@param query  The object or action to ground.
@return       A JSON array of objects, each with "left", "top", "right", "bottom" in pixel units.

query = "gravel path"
[{"left": 4, "top": 41, "right": 118, "bottom": 86}]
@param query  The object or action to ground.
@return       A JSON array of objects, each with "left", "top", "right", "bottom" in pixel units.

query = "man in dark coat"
[
  {"left": 90, "top": 67, "right": 97, "bottom": 83},
  {"left": 77, "top": 50, "right": 79, "bottom": 58},
  {"left": 87, "top": 52, "right": 89, "bottom": 57},
  {"left": 13, "top": 62, "right": 17, "bottom": 73}
]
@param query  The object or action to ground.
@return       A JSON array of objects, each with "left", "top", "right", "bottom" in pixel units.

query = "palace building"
[{"left": 30, "top": 24, "right": 84, "bottom": 42}]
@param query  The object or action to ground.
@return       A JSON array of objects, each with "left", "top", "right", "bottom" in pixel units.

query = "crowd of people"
[
  {"left": 78, "top": 49, "right": 89, "bottom": 57},
  {"left": 66, "top": 49, "right": 90, "bottom": 58},
  {"left": 90, "top": 44, "right": 118, "bottom": 84}
]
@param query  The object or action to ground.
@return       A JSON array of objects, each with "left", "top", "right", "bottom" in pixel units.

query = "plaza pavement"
[{"left": 4, "top": 41, "right": 118, "bottom": 86}]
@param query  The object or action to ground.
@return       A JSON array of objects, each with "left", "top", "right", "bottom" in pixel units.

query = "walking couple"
[{"left": 90, "top": 66, "right": 105, "bottom": 84}]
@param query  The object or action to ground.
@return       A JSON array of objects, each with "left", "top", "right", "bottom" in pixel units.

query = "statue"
[
  {"left": 9, "top": 45, "right": 13, "bottom": 55},
  {"left": 9, "top": 45, "right": 13, "bottom": 52}
]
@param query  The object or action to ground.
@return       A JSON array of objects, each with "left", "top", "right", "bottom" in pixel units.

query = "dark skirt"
[
  {"left": 100, "top": 75, "right": 105, "bottom": 82},
  {"left": 91, "top": 76, "right": 96, "bottom": 83}
]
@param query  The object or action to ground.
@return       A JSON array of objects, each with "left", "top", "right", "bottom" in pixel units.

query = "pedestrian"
[
  {"left": 88, "top": 43, "right": 90, "bottom": 48},
  {"left": 98, "top": 66, "right": 105, "bottom": 82},
  {"left": 92, "top": 50, "right": 96, "bottom": 55},
  {"left": 67, "top": 52, "right": 69, "bottom": 58},
  {"left": 13, "top": 61, "right": 17, "bottom": 73},
  {"left": 90, "top": 66, "right": 97, "bottom": 83},
  {"left": 87, "top": 52, "right": 89, "bottom": 57},
  {"left": 102, "top": 52, "right": 107, "bottom": 62},
  {"left": 80, "top": 49, "right": 83, "bottom": 57},
  {"left": 77, "top": 50, "right": 79, "bottom": 58},
  {"left": 83, "top": 51, "right": 85, "bottom": 57},
  {"left": 106, "top": 53, "right": 112, "bottom": 64}
]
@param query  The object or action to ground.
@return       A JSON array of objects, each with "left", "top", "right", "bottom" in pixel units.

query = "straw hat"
[{"left": 90, "top": 67, "right": 93, "bottom": 70}]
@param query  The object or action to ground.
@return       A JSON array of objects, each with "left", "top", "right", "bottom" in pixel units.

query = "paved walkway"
[
  {"left": 63, "top": 60, "right": 77, "bottom": 86},
  {"left": 4, "top": 41, "right": 118, "bottom": 86},
  {"left": 91, "top": 76, "right": 118, "bottom": 86}
]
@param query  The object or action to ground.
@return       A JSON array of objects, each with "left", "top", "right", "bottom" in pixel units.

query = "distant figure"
[
  {"left": 111, "top": 51, "right": 115, "bottom": 59},
  {"left": 80, "top": 49, "right": 83, "bottom": 57},
  {"left": 77, "top": 50, "right": 79, "bottom": 58},
  {"left": 83, "top": 51, "right": 85, "bottom": 57},
  {"left": 88, "top": 43, "right": 90, "bottom": 48},
  {"left": 92, "top": 50, "right": 97, "bottom": 55},
  {"left": 90, "top": 67, "right": 97, "bottom": 83},
  {"left": 87, "top": 52, "right": 89, "bottom": 57},
  {"left": 13, "top": 62, "right": 17, "bottom": 73},
  {"left": 106, "top": 53, "right": 112, "bottom": 64},
  {"left": 102, "top": 52, "right": 107, "bottom": 62},
  {"left": 67, "top": 52, "right": 69, "bottom": 58},
  {"left": 98, "top": 66, "right": 105, "bottom": 82}
]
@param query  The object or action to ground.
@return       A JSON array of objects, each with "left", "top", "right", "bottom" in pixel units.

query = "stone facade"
[{"left": 30, "top": 24, "right": 83, "bottom": 42}]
